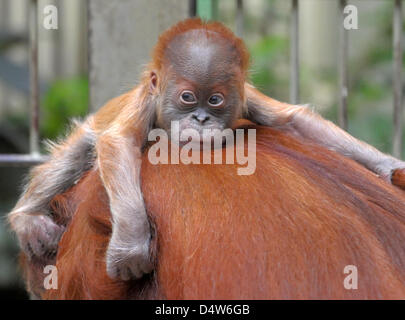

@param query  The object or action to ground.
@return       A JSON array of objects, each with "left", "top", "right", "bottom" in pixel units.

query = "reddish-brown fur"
[
  {"left": 20, "top": 125, "right": 405, "bottom": 300},
  {"left": 392, "top": 168, "right": 405, "bottom": 190}
]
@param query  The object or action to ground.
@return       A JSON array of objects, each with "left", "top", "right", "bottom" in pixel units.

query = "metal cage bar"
[
  {"left": 0, "top": 0, "right": 45, "bottom": 166},
  {"left": 29, "top": 0, "right": 39, "bottom": 156},
  {"left": 290, "top": 0, "right": 299, "bottom": 105},
  {"left": 338, "top": 0, "right": 348, "bottom": 130},
  {"left": 189, "top": 0, "right": 197, "bottom": 17},
  {"left": 236, "top": 0, "right": 244, "bottom": 38},
  {"left": 393, "top": 0, "right": 403, "bottom": 158},
  {"left": 0, "top": 154, "right": 48, "bottom": 167}
]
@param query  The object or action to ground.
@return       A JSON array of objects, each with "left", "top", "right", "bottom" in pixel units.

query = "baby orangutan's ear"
[{"left": 150, "top": 71, "right": 158, "bottom": 92}]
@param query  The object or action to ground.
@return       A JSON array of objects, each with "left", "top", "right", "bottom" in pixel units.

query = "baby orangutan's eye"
[
  {"left": 180, "top": 91, "right": 197, "bottom": 105},
  {"left": 208, "top": 93, "right": 224, "bottom": 107}
]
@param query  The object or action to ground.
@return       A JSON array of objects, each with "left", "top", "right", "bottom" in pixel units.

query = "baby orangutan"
[{"left": 8, "top": 18, "right": 405, "bottom": 281}]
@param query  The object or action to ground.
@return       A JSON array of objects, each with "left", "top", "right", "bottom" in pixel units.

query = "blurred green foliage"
[
  {"left": 249, "top": 35, "right": 288, "bottom": 98},
  {"left": 41, "top": 76, "right": 88, "bottom": 140}
]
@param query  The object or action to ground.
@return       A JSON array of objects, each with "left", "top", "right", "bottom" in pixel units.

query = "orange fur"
[
  {"left": 26, "top": 125, "right": 405, "bottom": 300},
  {"left": 392, "top": 168, "right": 405, "bottom": 190}
]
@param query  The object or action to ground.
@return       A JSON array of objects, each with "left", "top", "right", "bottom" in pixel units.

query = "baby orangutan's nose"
[{"left": 192, "top": 111, "right": 210, "bottom": 124}]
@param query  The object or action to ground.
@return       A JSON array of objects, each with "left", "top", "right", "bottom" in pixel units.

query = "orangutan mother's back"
[{"left": 22, "top": 125, "right": 405, "bottom": 299}]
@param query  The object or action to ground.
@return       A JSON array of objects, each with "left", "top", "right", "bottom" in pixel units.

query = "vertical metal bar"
[
  {"left": 0, "top": 0, "right": 10, "bottom": 111},
  {"left": 393, "top": 0, "right": 403, "bottom": 158},
  {"left": 54, "top": 0, "right": 63, "bottom": 76},
  {"left": 338, "top": 0, "right": 348, "bottom": 130},
  {"left": 236, "top": 0, "right": 244, "bottom": 38},
  {"left": 189, "top": 0, "right": 197, "bottom": 17},
  {"left": 0, "top": 0, "right": 9, "bottom": 27},
  {"left": 87, "top": 0, "right": 94, "bottom": 112},
  {"left": 290, "top": 0, "right": 299, "bottom": 104},
  {"left": 29, "top": 0, "right": 40, "bottom": 156}
]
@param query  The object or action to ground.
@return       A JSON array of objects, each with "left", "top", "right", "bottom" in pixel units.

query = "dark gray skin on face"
[{"left": 155, "top": 30, "right": 245, "bottom": 137}]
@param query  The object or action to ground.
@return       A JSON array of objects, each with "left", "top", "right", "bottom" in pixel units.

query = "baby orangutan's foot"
[
  {"left": 13, "top": 213, "right": 65, "bottom": 261},
  {"left": 106, "top": 234, "right": 153, "bottom": 281}
]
